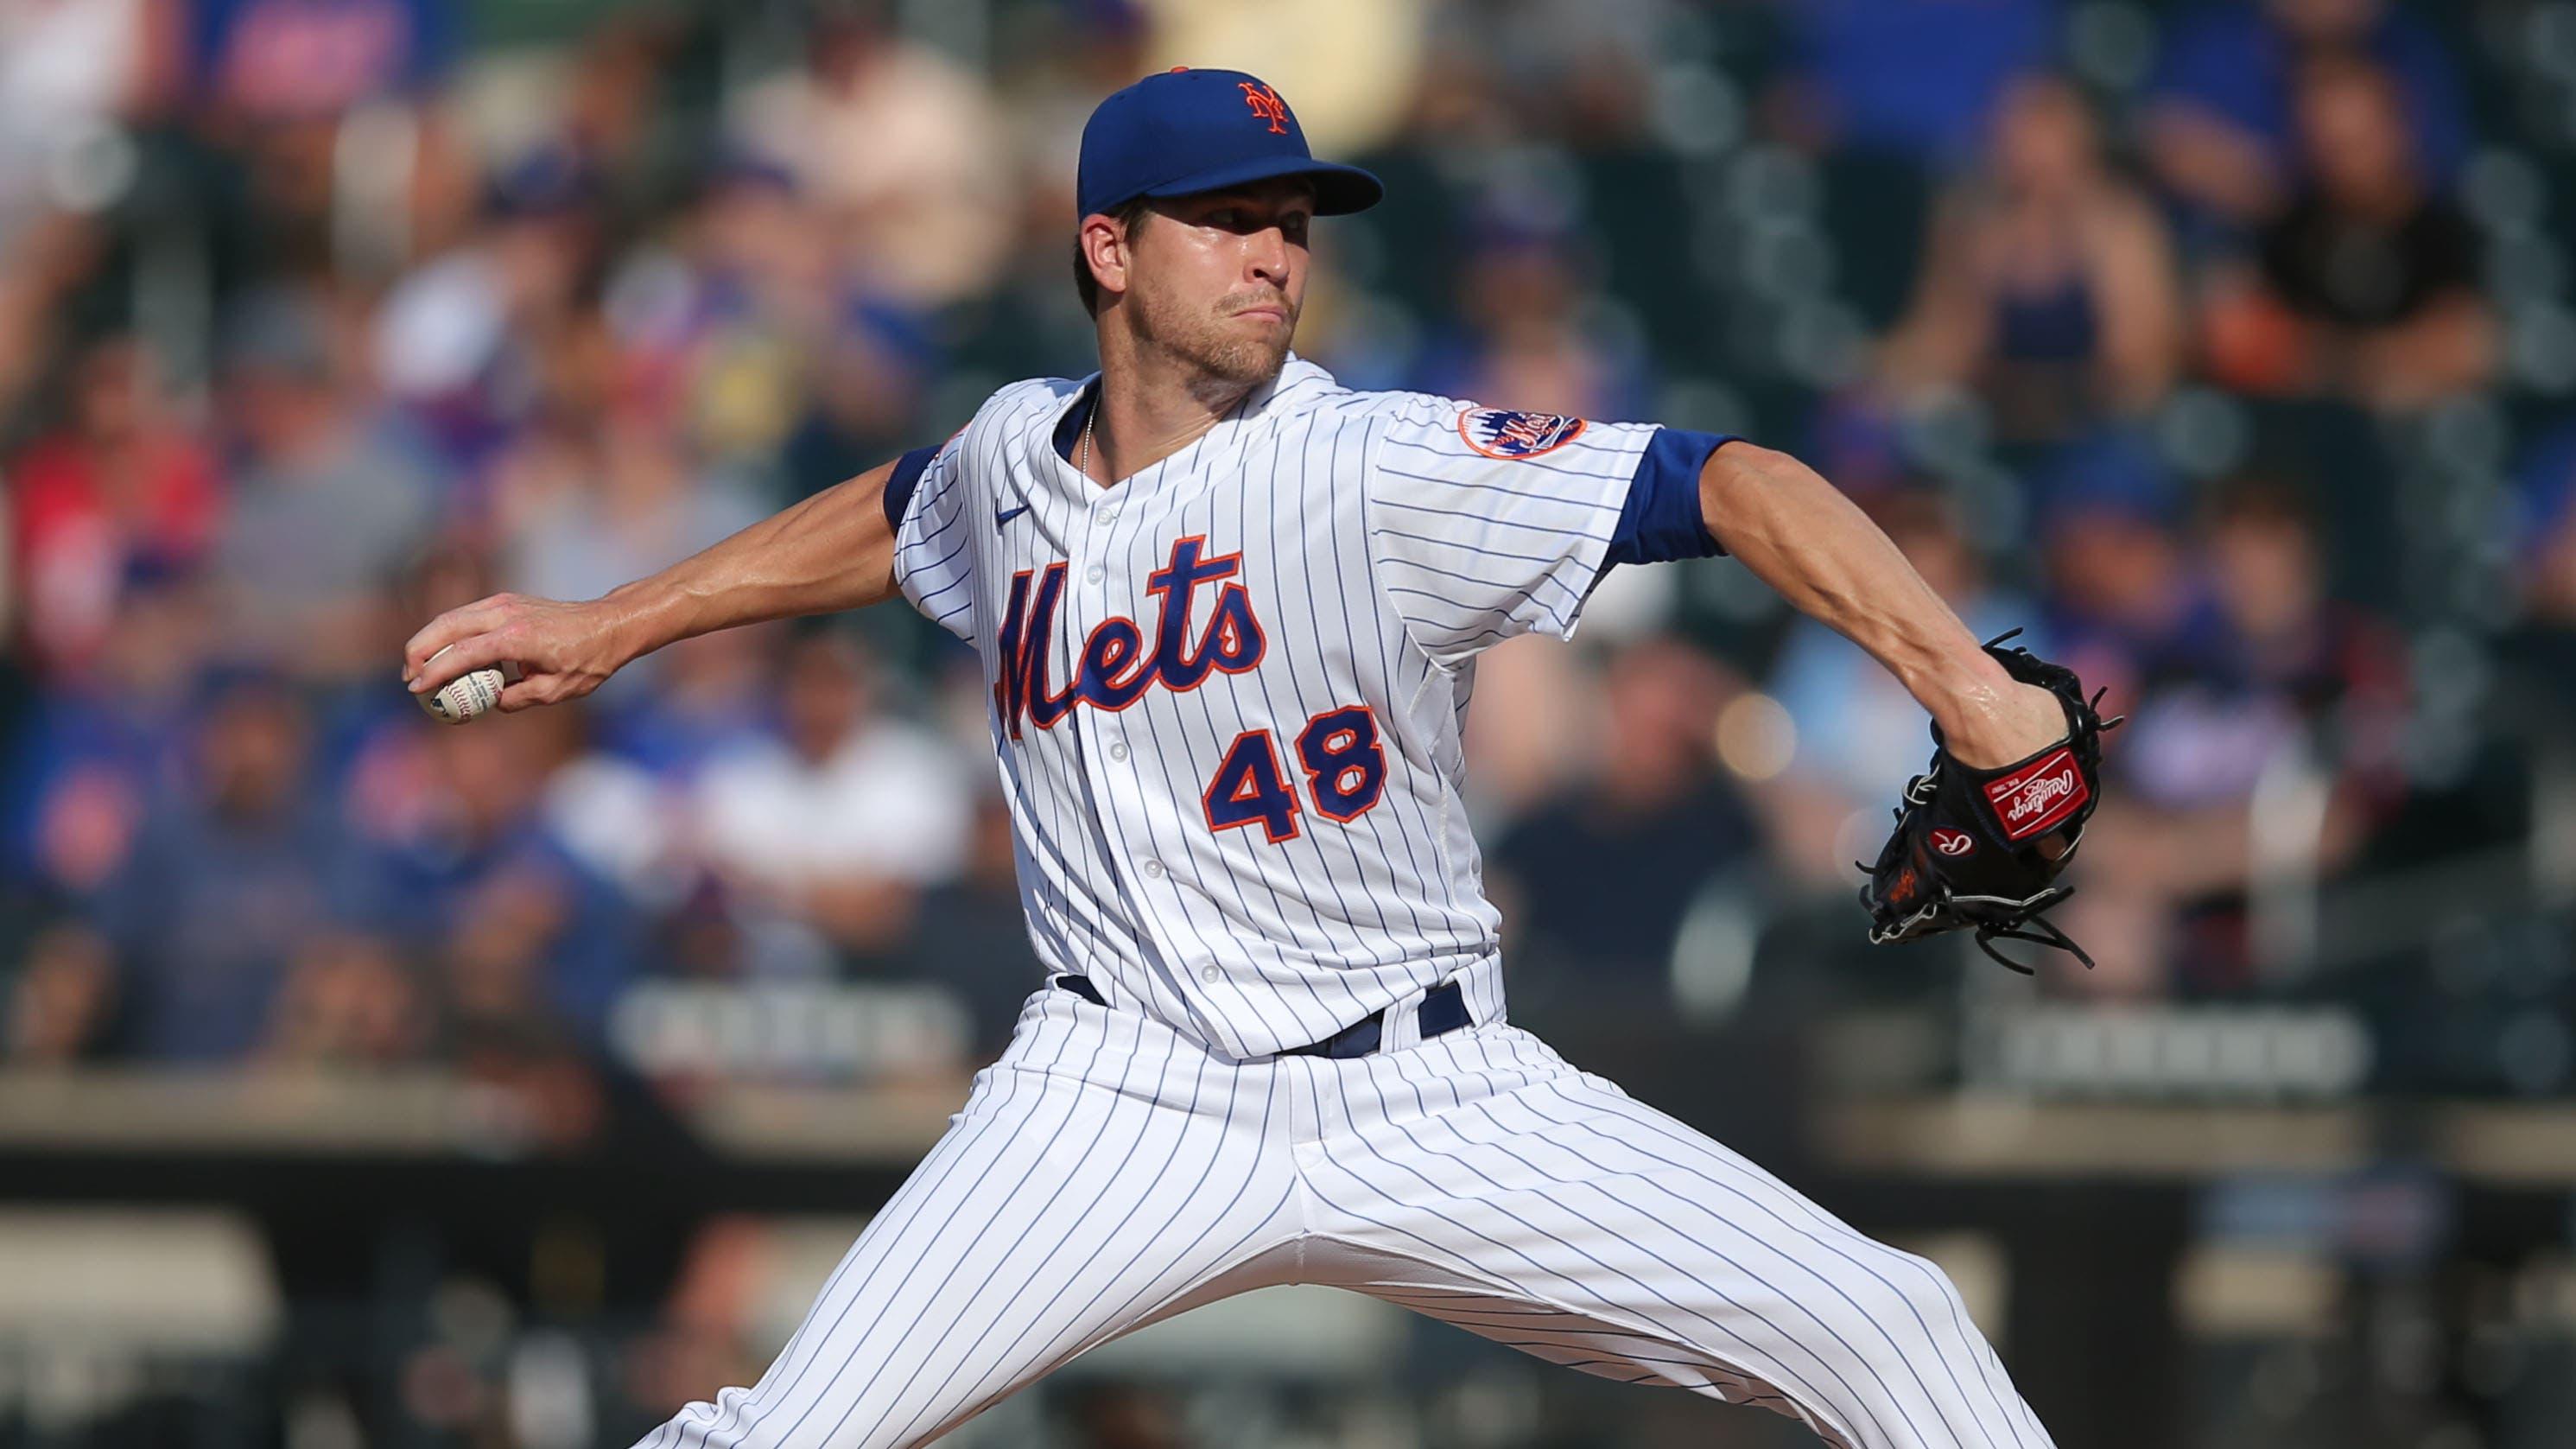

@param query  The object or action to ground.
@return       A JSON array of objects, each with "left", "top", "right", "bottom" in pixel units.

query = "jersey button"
[
  {"left": 1086, "top": 564, "right": 1105, "bottom": 584},
  {"left": 1142, "top": 859, "right": 1165, "bottom": 879},
  {"left": 1095, "top": 504, "right": 1119, "bottom": 524},
  {"left": 1200, "top": 965, "right": 1221, "bottom": 983},
  {"left": 1107, "top": 742, "right": 1129, "bottom": 762}
]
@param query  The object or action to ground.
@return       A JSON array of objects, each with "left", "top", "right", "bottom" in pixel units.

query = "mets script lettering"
[{"left": 995, "top": 537, "right": 1266, "bottom": 739}]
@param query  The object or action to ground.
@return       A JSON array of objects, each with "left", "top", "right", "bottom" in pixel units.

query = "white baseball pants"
[{"left": 638, "top": 986, "right": 2056, "bottom": 1449}]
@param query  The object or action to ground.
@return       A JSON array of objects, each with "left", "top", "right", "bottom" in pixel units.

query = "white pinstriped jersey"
[{"left": 891, "top": 355, "right": 1659, "bottom": 1059}]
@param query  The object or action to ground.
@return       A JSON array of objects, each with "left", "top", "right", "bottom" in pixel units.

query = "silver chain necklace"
[{"left": 1077, "top": 406, "right": 1097, "bottom": 480}]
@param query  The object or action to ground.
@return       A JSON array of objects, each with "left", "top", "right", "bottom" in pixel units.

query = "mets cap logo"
[
  {"left": 1239, "top": 81, "right": 1291, "bottom": 135},
  {"left": 1457, "top": 407, "right": 1588, "bottom": 460}
]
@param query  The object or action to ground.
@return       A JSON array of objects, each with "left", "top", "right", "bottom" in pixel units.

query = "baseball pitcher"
[{"left": 407, "top": 68, "right": 2113, "bottom": 1449}]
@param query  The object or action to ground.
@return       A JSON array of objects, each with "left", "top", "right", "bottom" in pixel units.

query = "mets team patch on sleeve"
[{"left": 1457, "top": 407, "right": 1588, "bottom": 459}]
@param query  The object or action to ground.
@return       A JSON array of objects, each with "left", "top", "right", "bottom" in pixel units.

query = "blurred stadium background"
[{"left": 6, "top": 0, "right": 2576, "bottom": 1445}]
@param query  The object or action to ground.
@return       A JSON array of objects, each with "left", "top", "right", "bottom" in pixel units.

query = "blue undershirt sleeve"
[
  {"left": 882, "top": 445, "right": 940, "bottom": 529},
  {"left": 1605, "top": 427, "right": 1735, "bottom": 568}
]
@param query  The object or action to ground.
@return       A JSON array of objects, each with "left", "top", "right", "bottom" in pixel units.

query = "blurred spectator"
[
  {"left": 667, "top": 158, "right": 841, "bottom": 469},
  {"left": 435, "top": 866, "right": 612, "bottom": 1146},
  {"left": 186, "top": 0, "right": 455, "bottom": 271},
  {"left": 537, "top": 700, "right": 690, "bottom": 917},
  {"left": 2173, "top": 481, "right": 2407, "bottom": 815},
  {"left": 621, "top": 1217, "right": 777, "bottom": 1431},
  {"left": 692, "top": 630, "right": 970, "bottom": 977},
  {"left": 371, "top": 710, "right": 645, "bottom": 1046},
  {"left": 728, "top": 0, "right": 1014, "bottom": 308},
  {"left": 606, "top": 157, "right": 930, "bottom": 481},
  {"left": 2143, "top": 0, "right": 2471, "bottom": 231},
  {"left": 1878, "top": 75, "right": 2180, "bottom": 442},
  {"left": 373, "top": 153, "right": 604, "bottom": 461},
  {"left": 1056, "top": 1379, "right": 1190, "bottom": 1449},
  {"left": 3, "top": 922, "right": 117, "bottom": 1062},
  {"left": 214, "top": 288, "right": 440, "bottom": 677},
  {"left": 8, "top": 337, "right": 221, "bottom": 679},
  {"left": 553, "top": 14, "right": 688, "bottom": 197},
  {"left": 1488, "top": 637, "right": 1760, "bottom": 1010},
  {"left": 779, "top": 300, "right": 943, "bottom": 498},
  {"left": 2062, "top": 482, "right": 2408, "bottom": 995},
  {"left": 1767, "top": 0, "right": 2057, "bottom": 165},
  {"left": 1416, "top": 222, "right": 1660, "bottom": 819},
  {"left": 1412, "top": 222, "right": 1651, "bottom": 422},
  {"left": 1459, "top": 632, "right": 1595, "bottom": 820},
  {"left": 2200, "top": 55, "right": 2493, "bottom": 410},
  {"left": 0, "top": 207, "right": 96, "bottom": 427},
  {"left": 2490, "top": 429, "right": 2576, "bottom": 732},
  {"left": 498, "top": 405, "right": 767, "bottom": 610},
  {"left": 909, "top": 791, "right": 1048, "bottom": 1056},
  {"left": 995, "top": 1, "right": 1149, "bottom": 213},
  {"left": 1408, "top": 0, "right": 1654, "bottom": 145},
  {"left": 2033, "top": 439, "right": 2198, "bottom": 713},
  {"left": 261, "top": 929, "right": 426, "bottom": 1065},
  {"left": 188, "top": 0, "right": 450, "bottom": 122},
  {"left": 10, "top": 563, "right": 211, "bottom": 899},
  {"left": 85, "top": 672, "right": 382, "bottom": 1059},
  {"left": 595, "top": 628, "right": 777, "bottom": 780},
  {"left": 1761, "top": 488, "right": 2046, "bottom": 887}
]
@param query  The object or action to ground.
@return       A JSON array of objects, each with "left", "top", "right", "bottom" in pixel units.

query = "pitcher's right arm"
[{"left": 402, "top": 455, "right": 904, "bottom": 713}]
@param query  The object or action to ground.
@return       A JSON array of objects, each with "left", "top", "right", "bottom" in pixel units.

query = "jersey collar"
[{"left": 1045, "top": 353, "right": 1323, "bottom": 490}]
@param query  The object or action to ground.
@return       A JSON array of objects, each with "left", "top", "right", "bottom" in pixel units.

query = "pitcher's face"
[{"left": 1122, "top": 178, "right": 1314, "bottom": 387}]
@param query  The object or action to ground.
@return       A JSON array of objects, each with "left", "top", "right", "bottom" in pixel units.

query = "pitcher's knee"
[
  {"left": 1880, "top": 1249, "right": 1983, "bottom": 1335},
  {"left": 643, "top": 1385, "right": 799, "bottom": 1449},
  {"left": 643, "top": 1393, "right": 744, "bottom": 1449},
  {"left": 645, "top": 1382, "right": 956, "bottom": 1449}
]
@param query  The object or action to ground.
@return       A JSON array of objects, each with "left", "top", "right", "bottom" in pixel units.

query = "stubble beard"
[{"left": 1133, "top": 282, "right": 1297, "bottom": 405}]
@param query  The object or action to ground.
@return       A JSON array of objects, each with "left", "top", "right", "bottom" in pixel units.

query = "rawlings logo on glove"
[
  {"left": 1984, "top": 750, "right": 2088, "bottom": 840},
  {"left": 1858, "top": 632, "right": 2122, "bottom": 974}
]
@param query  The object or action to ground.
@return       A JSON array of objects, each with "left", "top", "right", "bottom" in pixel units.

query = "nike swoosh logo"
[{"left": 994, "top": 505, "right": 1030, "bottom": 531}]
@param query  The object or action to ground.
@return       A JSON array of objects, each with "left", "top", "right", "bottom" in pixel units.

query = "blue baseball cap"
[{"left": 1076, "top": 67, "right": 1382, "bottom": 220}]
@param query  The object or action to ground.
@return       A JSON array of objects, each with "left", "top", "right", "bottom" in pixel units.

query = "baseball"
[{"left": 418, "top": 647, "right": 518, "bottom": 725}]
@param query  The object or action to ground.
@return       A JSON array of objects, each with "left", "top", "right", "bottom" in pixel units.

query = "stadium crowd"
[{"left": 2, "top": 0, "right": 2571, "bottom": 1112}]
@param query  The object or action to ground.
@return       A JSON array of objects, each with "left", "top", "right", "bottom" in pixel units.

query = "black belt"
[{"left": 1052, "top": 975, "right": 1470, "bottom": 1059}]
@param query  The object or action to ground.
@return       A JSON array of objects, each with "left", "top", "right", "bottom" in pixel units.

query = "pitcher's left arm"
[{"left": 1695, "top": 442, "right": 2067, "bottom": 768}]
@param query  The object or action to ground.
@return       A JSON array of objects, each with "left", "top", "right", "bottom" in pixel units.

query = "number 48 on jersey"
[{"left": 1202, "top": 705, "right": 1385, "bottom": 843}]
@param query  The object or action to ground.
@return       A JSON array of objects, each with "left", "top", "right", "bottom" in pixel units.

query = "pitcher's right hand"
[{"left": 403, "top": 592, "right": 637, "bottom": 714}]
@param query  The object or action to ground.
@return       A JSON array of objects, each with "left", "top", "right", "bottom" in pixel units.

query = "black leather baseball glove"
[{"left": 1858, "top": 631, "right": 2123, "bottom": 973}]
